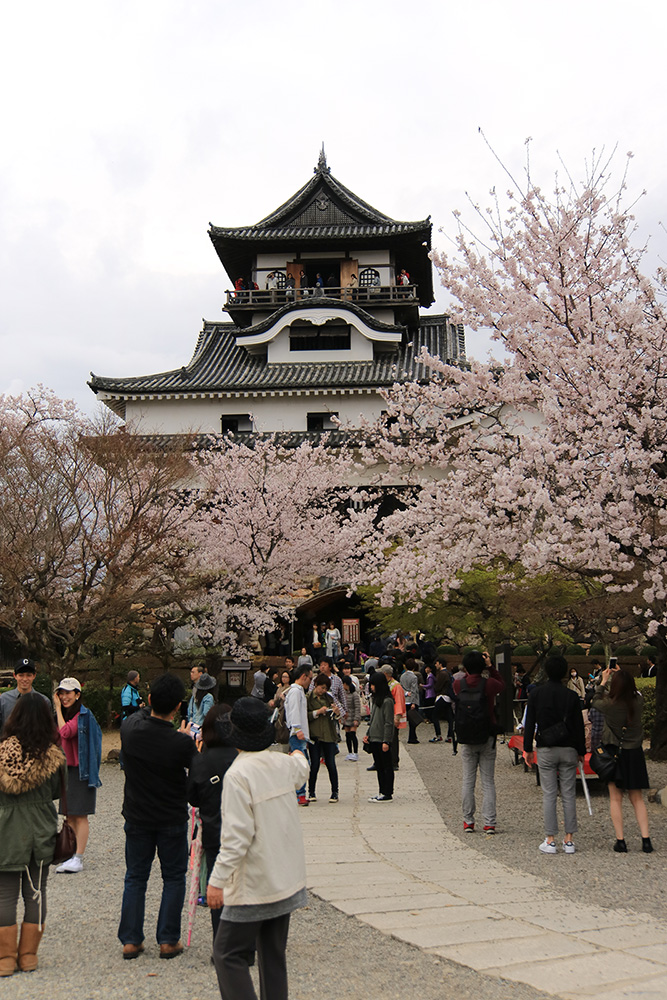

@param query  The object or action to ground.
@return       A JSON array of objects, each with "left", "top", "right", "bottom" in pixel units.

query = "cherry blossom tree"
[
  {"left": 181, "top": 434, "right": 374, "bottom": 657},
  {"left": 0, "top": 389, "right": 195, "bottom": 671},
  {"left": 358, "top": 151, "right": 667, "bottom": 756}
]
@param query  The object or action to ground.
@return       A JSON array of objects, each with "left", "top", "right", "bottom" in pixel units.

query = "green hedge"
[
  {"left": 80, "top": 681, "right": 124, "bottom": 728},
  {"left": 514, "top": 644, "right": 537, "bottom": 655},
  {"left": 565, "top": 645, "right": 587, "bottom": 656},
  {"left": 636, "top": 677, "right": 656, "bottom": 738}
]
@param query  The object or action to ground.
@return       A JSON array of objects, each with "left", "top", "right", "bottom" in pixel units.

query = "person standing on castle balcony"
[
  {"left": 285, "top": 273, "right": 295, "bottom": 301},
  {"left": 299, "top": 270, "right": 309, "bottom": 299}
]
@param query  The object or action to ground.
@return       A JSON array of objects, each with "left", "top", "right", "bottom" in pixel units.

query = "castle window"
[
  {"left": 307, "top": 411, "right": 339, "bottom": 432},
  {"left": 220, "top": 413, "right": 253, "bottom": 435},
  {"left": 359, "top": 267, "right": 381, "bottom": 288},
  {"left": 289, "top": 321, "right": 350, "bottom": 352}
]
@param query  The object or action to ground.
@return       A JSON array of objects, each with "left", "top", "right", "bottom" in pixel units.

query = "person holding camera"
[{"left": 306, "top": 673, "right": 341, "bottom": 803}]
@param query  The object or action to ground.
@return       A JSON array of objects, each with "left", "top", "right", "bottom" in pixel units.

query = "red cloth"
[{"left": 59, "top": 716, "right": 79, "bottom": 767}]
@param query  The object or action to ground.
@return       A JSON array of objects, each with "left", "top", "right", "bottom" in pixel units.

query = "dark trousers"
[
  {"left": 118, "top": 821, "right": 188, "bottom": 945},
  {"left": 214, "top": 913, "right": 290, "bottom": 1000},
  {"left": 345, "top": 730, "right": 358, "bottom": 754},
  {"left": 371, "top": 743, "right": 394, "bottom": 798},
  {"left": 390, "top": 727, "right": 400, "bottom": 768},
  {"left": 205, "top": 847, "right": 223, "bottom": 945},
  {"left": 308, "top": 738, "right": 338, "bottom": 797}
]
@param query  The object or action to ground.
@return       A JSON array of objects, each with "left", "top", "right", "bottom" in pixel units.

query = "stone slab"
[
  {"left": 336, "top": 892, "right": 460, "bottom": 915},
  {"left": 489, "top": 899, "right": 642, "bottom": 934},
  {"left": 392, "top": 915, "right": 537, "bottom": 948},
  {"left": 356, "top": 903, "right": 486, "bottom": 931},
  {"left": 429, "top": 929, "right": 597, "bottom": 971},
  {"left": 625, "top": 943, "right": 667, "bottom": 966},
  {"left": 562, "top": 976, "right": 667, "bottom": 1000},
  {"left": 487, "top": 951, "right": 664, "bottom": 994},
  {"left": 577, "top": 923, "right": 664, "bottom": 949}
]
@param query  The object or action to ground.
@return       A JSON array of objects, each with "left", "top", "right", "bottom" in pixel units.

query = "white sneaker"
[
  {"left": 539, "top": 839, "right": 557, "bottom": 855},
  {"left": 56, "top": 855, "right": 83, "bottom": 873},
  {"left": 348, "top": 753, "right": 358, "bottom": 761},
  {"left": 562, "top": 840, "right": 576, "bottom": 854}
]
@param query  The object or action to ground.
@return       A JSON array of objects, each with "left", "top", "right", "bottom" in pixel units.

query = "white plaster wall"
[
  {"left": 121, "top": 392, "right": 386, "bottom": 435},
  {"left": 267, "top": 325, "right": 373, "bottom": 363}
]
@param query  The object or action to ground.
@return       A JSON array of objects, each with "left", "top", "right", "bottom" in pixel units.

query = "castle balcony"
[{"left": 224, "top": 284, "right": 418, "bottom": 315}]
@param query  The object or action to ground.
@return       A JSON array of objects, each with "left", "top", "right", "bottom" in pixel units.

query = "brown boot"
[
  {"left": 0, "top": 924, "right": 17, "bottom": 976},
  {"left": 18, "top": 923, "right": 43, "bottom": 973}
]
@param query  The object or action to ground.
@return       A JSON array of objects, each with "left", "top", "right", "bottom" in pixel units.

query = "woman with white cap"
[{"left": 53, "top": 677, "right": 102, "bottom": 873}]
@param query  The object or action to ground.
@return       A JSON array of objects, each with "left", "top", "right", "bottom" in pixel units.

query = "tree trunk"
[{"left": 649, "top": 628, "right": 667, "bottom": 760}]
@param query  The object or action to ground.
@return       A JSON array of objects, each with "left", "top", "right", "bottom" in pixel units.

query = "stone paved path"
[{"left": 300, "top": 747, "right": 667, "bottom": 1000}]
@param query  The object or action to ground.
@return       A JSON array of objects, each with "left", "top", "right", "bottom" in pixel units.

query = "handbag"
[
  {"left": 52, "top": 769, "right": 77, "bottom": 865},
  {"left": 407, "top": 705, "right": 426, "bottom": 727},
  {"left": 589, "top": 724, "right": 626, "bottom": 782}
]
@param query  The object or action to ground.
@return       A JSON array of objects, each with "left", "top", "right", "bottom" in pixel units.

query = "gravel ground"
[
  {"left": 5, "top": 749, "right": 559, "bottom": 1000},
  {"left": 409, "top": 725, "right": 667, "bottom": 920}
]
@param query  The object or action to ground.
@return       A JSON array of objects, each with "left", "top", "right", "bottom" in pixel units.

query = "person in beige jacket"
[{"left": 207, "top": 698, "right": 309, "bottom": 1000}]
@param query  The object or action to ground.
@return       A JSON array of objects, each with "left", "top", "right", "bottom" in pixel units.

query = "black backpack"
[{"left": 455, "top": 677, "right": 491, "bottom": 744}]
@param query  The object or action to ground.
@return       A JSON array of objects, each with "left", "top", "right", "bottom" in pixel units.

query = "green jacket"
[
  {"left": 306, "top": 692, "right": 339, "bottom": 742},
  {"left": 0, "top": 738, "right": 66, "bottom": 871}
]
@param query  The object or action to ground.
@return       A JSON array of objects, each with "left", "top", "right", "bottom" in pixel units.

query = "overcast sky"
[{"left": 2, "top": 0, "right": 665, "bottom": 415}]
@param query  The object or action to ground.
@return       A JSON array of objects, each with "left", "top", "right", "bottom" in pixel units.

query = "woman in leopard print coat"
[{"left": 0, "top": 692, "right": 66, "bottom": 976}]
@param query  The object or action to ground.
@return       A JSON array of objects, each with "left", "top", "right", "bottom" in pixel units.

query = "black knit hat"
[{"left": 220, "top": 697, "right": 274, "bottom": 752}]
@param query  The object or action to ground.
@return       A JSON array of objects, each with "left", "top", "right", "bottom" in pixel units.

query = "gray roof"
[
  {"left": 208, "top": 153, "right": 434, "bottom": 307},
  {"left": 88, "top": 314, "right": 453, "bottom": 398}
]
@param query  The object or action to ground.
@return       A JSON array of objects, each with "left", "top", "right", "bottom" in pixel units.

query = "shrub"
[
  {"left": 80, "top": 680, "right": 122, "bottom": 728},
  {"left": 437, "top": 645, "right": 459, "bottom": 656},
  {"left": 513, "top": 644, "right": 536, "bottom": 656},
  {"left": 640, "top": 645, "right": 659, "bottom": 659},
  {"left": 565, "top": 644, "right": 587, "bottom": 656},
  {"left": 636, "top": 677, "right": 656, "bottom": 738},
  {"left": 32, "top": 673, "right": 54, "bottom": 698},
  {"left": 614, "top": 644, "right": 638, "bottom": 657},
  {"left": 588, "top": 643, "right": 605, "bottom": 655}
]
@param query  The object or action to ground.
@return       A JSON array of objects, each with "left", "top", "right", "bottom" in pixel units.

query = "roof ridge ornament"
[{"left": 315, "top": 143, "right": 329, "bottom": 174}]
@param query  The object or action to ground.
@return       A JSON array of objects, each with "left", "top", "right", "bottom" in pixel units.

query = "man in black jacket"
[
  {"left": 523, "top": 656, "right": 586, "bottom": 855},
  {"left": 118, "top": 673, "right": 196, "bottom": 960}
]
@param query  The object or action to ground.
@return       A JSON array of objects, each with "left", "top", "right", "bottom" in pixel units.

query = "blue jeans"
[
  {"left": 288, "top": 735, "right": 309, "bottom": 797},
  {"left": 118, "top": 821, "right": 188, "bottom": 945}
]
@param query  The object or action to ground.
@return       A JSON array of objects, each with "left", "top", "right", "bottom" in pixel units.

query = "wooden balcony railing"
[{"left": 224, "top": 284, "right": 418, "bottom": 309}]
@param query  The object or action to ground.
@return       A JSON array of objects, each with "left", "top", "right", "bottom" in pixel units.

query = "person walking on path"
[
  {"left": 401, "top": 659, "right": 421, "bottom": 744},
  {"left": 0, "top": 658, "right": 50, "bottom": 732},
  {"left": 523, "top": 656, "right": 586, "bottom": 855},
  {"left": 118, "top": 673, "right": 197, "bottom": 960},
  {"left": 592, "top": 667, "right": 653, "bottom": 853},
  {"left": 187, "top": 703, "right": 237, "bottom": 947},
  {"left": 453, "top": 650, "right": 505, "bottom": 834},
  {"left": 306, "top": 674, "right": 341, "bottom": 802},
  {"left": 379, "top": 663, "right": 406, "bottom": 770},
  {"left": 364, "top": 671, "right": 395, "bottom": 802},
  {"left": 53, "top": 677, "right": 102, "bottom": 873},
  {"left": 284, "top": 665, "right": 313, "bottom": 806},
  {"left": 120, "top": 670, "right": 144, "bottom": 721},
  {"left": 207, "top": 698, "right": 309, "bottom": 1000},
  {"left": 342, "top": 674, "right": 361, "bottom": 760},
  {"left": 0, "top": 693, "right": 66, "bottom": 975}
]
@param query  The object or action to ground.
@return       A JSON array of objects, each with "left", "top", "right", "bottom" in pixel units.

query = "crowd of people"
[{"left": 0, "top": 626, "right": 657, "bottom": 996}]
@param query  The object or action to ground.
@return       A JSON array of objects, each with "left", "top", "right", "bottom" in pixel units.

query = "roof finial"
[{"left": 316, "top": 143, "right": 329, "bottom": 174}]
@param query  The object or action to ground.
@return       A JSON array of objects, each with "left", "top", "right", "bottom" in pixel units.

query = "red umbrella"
[{"left": 186, "top": 807, "right": 203, "bottom": 947}]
